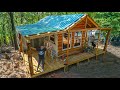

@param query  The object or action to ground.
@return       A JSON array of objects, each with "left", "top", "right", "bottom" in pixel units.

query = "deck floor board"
[{"left": 22, "top": 48, "right": 105, "bottom": 78}]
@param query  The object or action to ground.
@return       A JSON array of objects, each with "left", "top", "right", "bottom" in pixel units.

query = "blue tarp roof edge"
[{"left": 16, "top": 14, "right": 85, "bottom": 36}]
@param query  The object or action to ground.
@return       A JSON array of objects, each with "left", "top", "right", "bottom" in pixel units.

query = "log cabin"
[{"left": 16, "top": 14, "right": 111, "bottom": 77}]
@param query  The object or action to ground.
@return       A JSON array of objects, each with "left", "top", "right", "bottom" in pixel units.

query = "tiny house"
[
  {"left": 16, "top": 13, "right": 111, "bottom": 77},
  {"left": 16, "top": 14, "right": 104, "bottom": 57}
]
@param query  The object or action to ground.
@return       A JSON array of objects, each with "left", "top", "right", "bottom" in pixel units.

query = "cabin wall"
[
  {"left": 22, "top": 36, "right": 28, "bottom": 51},
  {"left": 47, "top": 34, "right": 58, "bottom": 56},
  {"left": 57, "top": 30, "right": 86, "bottom": 56},
  {"left": 31, "top": 38, "right": 45, "bottom": 48},
  {"left": 30, "top": 34, "right": 58, "bottom": 56},
  {"left": 58, "top": 33, "right": 63, "bottom": 52}
]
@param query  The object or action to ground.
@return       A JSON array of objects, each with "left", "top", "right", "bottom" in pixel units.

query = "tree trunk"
[
  {"left": 37, "top": 12, "right": 40, "bottom": 21},
  {"left": 8, "top": 12, "right": 18, "bottom": 50},
  {"left": 2, "top": 16, "right": 7, "bottom": 45},
  {"left": 9, "top": 30, "right": 14, "bottom": 46},
  {"left": 8, "top": 16, "right": 14, "bottom": 46},
  {"left": 2, "top": 23, "right": 6, "bottom": 45}
]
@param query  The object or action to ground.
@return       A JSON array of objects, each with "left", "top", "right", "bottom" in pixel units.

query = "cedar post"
[
  {"left": 65, "top": 30, "right": 70, "bottom": 65},
  {"left": 27, "top": 42, "right": 34, "bottom": 76},
  {"left": 19, "top": 34, "right": 23, "bottom": 52},
  {"left": 64, "top": 30, "right": 70, "bottom": 72},
  {"left": 103, "top": 29, "right": 111, "bottom": 62},
  {"left": 103, "top": 30, "right": 111, "bottom": 52},
  {"left": 96, "top": 30, "right": 100, "bottom": 61},
  {"left": 85, "top": 15, "right": 88, "bottom": 47}
]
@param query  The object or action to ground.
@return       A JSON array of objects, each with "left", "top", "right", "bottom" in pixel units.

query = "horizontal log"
[{"left": 58, "top": 47, "right": 83, "bottom": 56}]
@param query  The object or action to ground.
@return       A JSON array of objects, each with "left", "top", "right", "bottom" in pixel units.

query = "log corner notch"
[{"left": 27, "top": 42, "right": 34, "bottom": 76}]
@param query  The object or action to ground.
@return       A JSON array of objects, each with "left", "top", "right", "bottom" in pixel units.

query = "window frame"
[
  {"left": 73, "top": 31, "right": 82, "bottom": 48},
  {"left": 62, "top": 32, "right": 72, "bottom": 51},
  {"left": 49, "top": 34, "right": 55, "bottom": 44}
]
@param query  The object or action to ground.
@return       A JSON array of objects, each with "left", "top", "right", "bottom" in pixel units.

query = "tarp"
[{"left": 16, "top": 14, "right": 85, "bottom": 36}]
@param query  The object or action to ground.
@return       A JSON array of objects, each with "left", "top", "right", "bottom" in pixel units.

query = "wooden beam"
[
  {"left": 103, "top": 30, "right": 111, "bottom": 51},
  {"left": 27, "top": 42, "right": 34, "bottom": 76},
  {"left": 70, "top": 28, "right": 100, "bottom": 32},
  {"left": 100, "top": 28, "right": 112, "bottom": 31},
  {"left": 28, "top": 26, "right": 100, "bottom": 40},
  {"left": 85, "top": 15, "right": 88, "bottom": 29},
  {"left": 65, "top": 30, "right": 70, "bottom": 65},
  {"left": 25, "top": 30, "right": 67, "bottom": 40}
]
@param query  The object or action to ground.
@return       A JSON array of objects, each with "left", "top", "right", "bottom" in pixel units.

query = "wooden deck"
[{"left": 22, "top": 48, "right": 105, "bottom": 78}]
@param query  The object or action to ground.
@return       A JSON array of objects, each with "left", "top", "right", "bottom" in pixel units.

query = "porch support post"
[
  {"left": 64, "top": 30, "right": 70, "bottom": 72},
  {"left": 96, "top": 29, "right": 101, "bottom": 61},
  {"left": 27, "top": 41, "right": 34, "bottom": 76},
  {"left": 103, "top": 29, "right": 111, "bottom": 62},
  {"left": 65, "top": 30, "right": 70, "bottom": 65},
  {"left": 85, "top": 15, "right": 88, "bottom": 47},
  {"left": 103, "top": 30, "right": 111, "bottom": 52}
]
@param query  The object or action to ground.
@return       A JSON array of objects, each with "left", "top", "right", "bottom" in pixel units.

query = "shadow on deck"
[{"left": 23, "top": 48, "right": 105, "bottom": 78}]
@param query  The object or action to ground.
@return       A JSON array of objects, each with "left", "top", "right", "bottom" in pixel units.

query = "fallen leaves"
[{"left": 0, "top": 46, "right": 30, "bottom": 78}]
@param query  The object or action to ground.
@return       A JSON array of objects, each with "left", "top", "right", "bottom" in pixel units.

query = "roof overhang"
[{"left": 21, "top": 14, "right": 111, "bottom": 40}]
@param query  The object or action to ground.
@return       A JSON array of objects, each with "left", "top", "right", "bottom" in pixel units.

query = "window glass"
[
  {"left": 63, "top": 33, "right": 71, "bottom": 50},
  {"left": 74, "top": 32, "right": 82, "bottom": 47}
]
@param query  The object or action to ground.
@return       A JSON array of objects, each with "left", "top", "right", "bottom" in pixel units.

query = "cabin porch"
[{"left": 22, "top": 47, "right": 105, "bottom": 78}]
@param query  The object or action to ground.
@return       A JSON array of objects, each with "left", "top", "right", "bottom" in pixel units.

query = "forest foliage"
[{"left": 0, "top": 12, "right": 120, "bottom": 48}]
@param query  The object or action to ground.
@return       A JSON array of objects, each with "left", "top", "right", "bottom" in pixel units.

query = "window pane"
[
  {"left": 63, "top": 33, "right": 71, "bottom": 49},
  {"left": 50, "top": 35, "right": 55, "bottom": 44},
  {"left": 74, "top": 32, "right": 82, "bottom": 47}
]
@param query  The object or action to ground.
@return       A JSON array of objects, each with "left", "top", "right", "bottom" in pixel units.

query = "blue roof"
[{"left": 16, "top": 14, "right": 85, "bottom": 36}]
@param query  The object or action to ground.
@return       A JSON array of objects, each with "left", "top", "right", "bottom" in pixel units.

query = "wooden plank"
[
  {"left": 72, "top": 32, "right": 74, "bottom": 47},
  {"left": 100, "top": 28, "right": 112, "bottom": 30},
  {"left": 30, "top": 48, "right": 105, "bottom": 78},
  {"left": 58, "top": 47, "right": 82, "bottom": 56}
]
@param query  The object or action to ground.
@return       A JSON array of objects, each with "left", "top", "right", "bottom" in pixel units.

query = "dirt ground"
[
  {"left": 0, "top": 47, "right": 30, "bottom": 78},
  {"left": 40, "top": 45, "right": 120, "bottom": 78}
]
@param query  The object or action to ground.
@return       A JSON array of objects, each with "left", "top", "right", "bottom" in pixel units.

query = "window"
[
  {"left": 87, "top": 30, "right": 99, "bottom": 46},
  {"left": 50, "top": 35, "right": 55, "bottom": 44},
  {"left": 62, "top": 33, "right": 72, "bottom": 50},
  {"left": 74, "top": 31, "right": 82, "bottom": 47}
]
